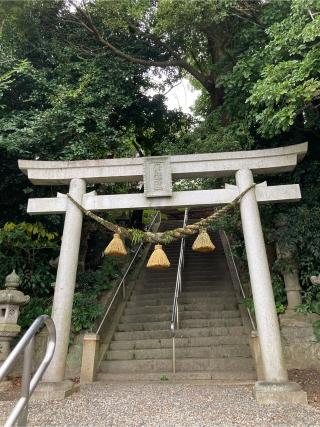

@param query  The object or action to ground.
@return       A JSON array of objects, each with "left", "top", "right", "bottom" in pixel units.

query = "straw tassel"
[
  {"left": 192, "top": 229, "right": 215, "bottom": 253},
  {"left": 104, "top": 233, "right": 127, "bottom": 256},
  {"left": 146, "top": 244, "right": 171, "bottom": 269}
]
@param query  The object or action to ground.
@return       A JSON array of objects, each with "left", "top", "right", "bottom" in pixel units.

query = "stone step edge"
[
  {"left": 96, "top": 377, "right": 256, "bottom": 385},
  {"left": 124, "top": 303, "right": 238, "bottom": 312},
  {"left": 117, "top": 320, "right": 242, "bottom": 329},
  {"left": 106, "top": 347, "right": 251, "bottom": 360},
  {"left": 110, "top": 335, "right": 249, "bottom": 349},
  {"left": 97, "top": 372, "right": 256, "bottom": 383},
  {"left": 114, "top": 326, "right": 247, "bottom": 339},
  {"left": 120, "top": 311, "right": 241, "bottom": 320}
]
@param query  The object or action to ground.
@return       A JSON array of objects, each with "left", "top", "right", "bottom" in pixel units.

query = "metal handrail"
[
  {"left": 220, "top": 230, "right": 256, "bottom": 330},
  {"left": 96, "top": 211, "right": 160, "bottom": 335},
  {"left": 0, "top": 315, "right": 56, "bottom": 427},
  {"left": 171, "top": 208, "right": 188, "bottom": 374}
]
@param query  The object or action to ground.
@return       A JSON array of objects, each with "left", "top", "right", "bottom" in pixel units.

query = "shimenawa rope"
[{"left": 66, "top": 183, "right": 256, "bottom": 245}]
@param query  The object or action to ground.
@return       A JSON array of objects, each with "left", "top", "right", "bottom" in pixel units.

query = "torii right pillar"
[{"left": 236, "top": 169, "right": 307, "bottom": 404}]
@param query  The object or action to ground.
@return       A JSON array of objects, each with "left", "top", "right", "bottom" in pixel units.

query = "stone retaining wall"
[{"left": 280, "top": 313, "right": 320, "bottom": 369}]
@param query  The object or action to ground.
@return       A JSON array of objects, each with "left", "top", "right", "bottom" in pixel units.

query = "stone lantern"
[
  {"left": 0, "top": 270, "right": 30, "bottom": 387},
  {"left": 310, "top": 275, "right": 320, "bottom": 286}
]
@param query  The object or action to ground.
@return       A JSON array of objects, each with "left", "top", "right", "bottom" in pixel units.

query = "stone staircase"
[{"left": 98, "top": 220, "right": 256, "bottom": 382}]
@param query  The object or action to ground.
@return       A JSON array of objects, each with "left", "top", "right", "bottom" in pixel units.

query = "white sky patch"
[
  {"left": 145, "top": 71, "right": 201, "bottom": 115},
  {"left": 164, "top": 78, "right": 201, "bottom": 114}
]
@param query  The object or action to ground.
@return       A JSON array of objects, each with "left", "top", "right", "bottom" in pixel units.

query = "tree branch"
[
  {"left": 69, "top": 0, "right": 214, "bottom": 95},
  {"left": 127, "top": 21, "right": 181, "bottom": 60},
  {"left": 131, "top": 140, "right": 144, "bottom": 157}
]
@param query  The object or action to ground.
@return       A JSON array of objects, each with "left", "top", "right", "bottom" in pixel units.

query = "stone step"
[
  {"left": 99, "top": 227, "right": 255, "bottom": 383},
  {"left": 134, "top": 288, "right": 234, "bottom": 297},
  {"left": 124, "top": 301, "right": 238, "bottom": 315},
  {"left": 144, "top": 274, "right": 230, "bottom": 282},
  {"left": 165, "top": 248, "right": 224, "bottom": 253},
  {"left": 168, "top": 255, "right": 226, "bottom": 260},
  {"left": 97, "top": 370, "right": 256, "bottom": 382},
  {"left": 146, "top": 272, "right": 229, "bottom": 279},
  {"left": 129, "top": 290, "right": 235, "bottom": 301},
  {"left": 165, "top": 247, "right": 223, "bottom": 251},
  {"left": 106, "top": 344, "right": 251, "bottom": 361},
  {"left": 121, "top": 310, "right": 240, "bottom": 324},
  {"left": 113, "top": 325, "right": 247, "bottom": 341},
  {"left": 126, "top": 296, "right": 237, "bottom": 307},
  {"left": 110, "top": 334, "right": 250, "bottom": 350},
  {"left": 135, "top": 285, "right": 234, "bottom": 293},
  {"left": 130, "top": 292, "right": 175, "bottom": 301},
  {"left": 117, "top": 318, "right": 242, "bottom": 332},
  {"left": 179, "top": 310, "right": 240, "bottom": 319},
  {"left": 162, "top": 263, "right": 227, "bottom": 269},
  {"left": 140, "top": 286, "right": 233, "bottom": 294},
  {"left": 146, "top": 262, "right": 226, "bottom": 268},
  {"left": 154, "top": 262, "right": 227, "bottom": 269},
  {"left": 100, "top": 357, "right": 254, "bottom": 373},
  {"left": 143, "top": 279, "right": 231, "bottom": 287},
  {"left": 184, "top": 287, "right": 234, "bottom": 294}
]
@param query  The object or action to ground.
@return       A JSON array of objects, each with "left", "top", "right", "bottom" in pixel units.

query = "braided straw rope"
[{"left": 67, "top": 183, "right": 256, "bottom": 244}]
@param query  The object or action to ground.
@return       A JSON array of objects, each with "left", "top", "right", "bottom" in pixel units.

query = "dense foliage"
[
  {"left": 0, "top": 0, "right": 187, "bottom": 330},
  {"left": 1, "top": 0, "right": 320, "bottom": 331},
  {"left": 0, "top": 221, "right": 58, "bottom": 295}
]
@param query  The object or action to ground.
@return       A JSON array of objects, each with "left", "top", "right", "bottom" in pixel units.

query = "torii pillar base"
[
  {"left": 254, "top": 381, "right": 307, "bottom": 405},
  {"left": 31, "top": 380, "right": 80, "bottom": 401}
]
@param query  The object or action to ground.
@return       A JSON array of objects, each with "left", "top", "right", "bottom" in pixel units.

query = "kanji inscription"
[{"left": 144, "top": 156, "right": 172, "bottom": 198}]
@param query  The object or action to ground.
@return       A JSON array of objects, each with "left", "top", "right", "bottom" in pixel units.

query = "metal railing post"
[
  {"left": 122, "top": 278, "right": 126, "bottom": 299},
  {"left": 172, "top": 336, "right": 176, "bottom": 374},
  {"left": 170, "top": 208, "right": 188, "bottom": 373},
  {"left": 17, "top": 337, "right": 34, "bottom": 426},
  {"left": 176, "top": 306, "right": 179, "bottom": 330},
  {"left": 0, "top": 315, "right": 56, "bottom": 427},
  {"left": 220, "top": 230, "right": 256, "bottom": 331}
]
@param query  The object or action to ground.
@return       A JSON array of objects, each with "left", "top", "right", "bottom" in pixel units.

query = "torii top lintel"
[{"left": 18, "top": 142, "right": 307, "bottom": 186}]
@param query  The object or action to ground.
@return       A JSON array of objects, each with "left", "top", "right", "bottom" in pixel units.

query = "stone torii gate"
[{"left": 19, "top": 142, "right": 308, "bottom": 403}]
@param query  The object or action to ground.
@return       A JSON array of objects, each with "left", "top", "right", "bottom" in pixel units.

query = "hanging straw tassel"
[
  {"left": 147, "top": 244, "right": 171, "bottom": 269},
  {"left": 192, "top": 229, "right": 215, "bottom": 253},
  {"left": 104, "top": 233, "right": 127, "bottom": 256}
]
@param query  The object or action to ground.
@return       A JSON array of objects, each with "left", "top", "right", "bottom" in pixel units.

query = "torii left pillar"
[{"left": 34, "top": 178, "right": 86, "bottom": 399}]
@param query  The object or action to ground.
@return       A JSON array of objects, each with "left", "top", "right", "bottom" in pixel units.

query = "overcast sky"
[
  {"left": 146, "top": 72, "right": 201, "bottom": 115},
  {"left": 164, "top": 78, "right": 201, "bottom": 114}
]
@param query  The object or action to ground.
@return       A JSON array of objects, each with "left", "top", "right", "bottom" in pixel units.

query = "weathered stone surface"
[
  {"left": 27, "top": 184, "right": 302, "bottom": 214},
  {"left": 18, "top": 142, "right": 308, "bottom": 185},
  {"left": 144, "top": 156, "right": 172, "bottom": 197},
  {"left": 80, "top": 333, "right": 100, "bottom": 383},
  {"left": 0, "top": 270, "right": 29, "bottom": 325},
  {"left": 236, "top": 169, "right": 288, "bottom": 383},
  {"left": 43, "top": 178, "right": 86, "bottom": 384},
  {"left": 310, "top": 275, "right": 320, "bottom": 285},
  {"left": 280, "top": 313, "right": 320, "bottom": 369},
  {"left": 31, "top": 380, "right": 79, "bottom": 401},
  {"left": 253, "top": 381, "right": 308, "bottom": 404}
]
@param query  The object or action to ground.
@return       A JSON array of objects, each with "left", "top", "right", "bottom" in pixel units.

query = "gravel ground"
[{"left": 1, "top": 383, "right": 320, "bottom": 427}]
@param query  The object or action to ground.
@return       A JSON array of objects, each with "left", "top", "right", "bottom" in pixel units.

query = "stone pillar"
[
  {"left": 275, "top": 241, "right": 302, "bottom": 314},
  {"left": 236, "top": 169, "right": 307, "bottom": 403},
  {"left": 283, "top": 272, "right": 302, "bottom": 311},
  {"left": 43, "top": 178, "right": 86, "bottom": 389},
  {"left": 80, "top": 333, "right": 100, "bottom": 384}
]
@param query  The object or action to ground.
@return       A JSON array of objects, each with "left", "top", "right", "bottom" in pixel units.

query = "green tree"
[
  {"left": 0, "top": 0, "right": 190, "bottom": 222},
  {"left": 0, "top": 0, "right": 191, "bottom": 329},
  {"left": 70, "top": 0, "right": 320, "bottom": 316}
]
